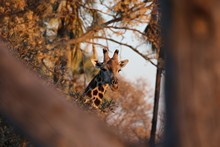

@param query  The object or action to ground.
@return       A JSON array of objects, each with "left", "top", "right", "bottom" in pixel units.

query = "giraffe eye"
[{"left": 118, "top": 69, "right": 121, "bottom": 72}]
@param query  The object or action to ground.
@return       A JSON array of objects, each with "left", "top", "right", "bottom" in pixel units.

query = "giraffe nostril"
[
  {"left": 112, "top": 80, "right": 117, "bottom": 85},
  {"left": 112, "top": 80, "right": 118, "bottom": 85}
]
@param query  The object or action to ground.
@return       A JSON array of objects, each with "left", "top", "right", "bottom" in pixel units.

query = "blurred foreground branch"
[{"left": 0, "top": 38, "right": 124, "bottom": 147}]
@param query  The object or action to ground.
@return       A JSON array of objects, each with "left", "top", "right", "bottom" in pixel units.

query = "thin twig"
[
  {"left": 105, "top": 26, "right": 148, "bottom": 37},
  {"left": 84, "top": 41, "right": 108, "bottom": 49},
  {"left": 93, "top": 36, "right": 157, "bottom": 67},
  {"left": 78, "top": 2, "right": 115, "bottom": 17}
]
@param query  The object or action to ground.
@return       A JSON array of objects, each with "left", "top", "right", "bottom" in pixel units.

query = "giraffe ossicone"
[{"left": 83, "top": 48, "right": 129, "bottom": 109}]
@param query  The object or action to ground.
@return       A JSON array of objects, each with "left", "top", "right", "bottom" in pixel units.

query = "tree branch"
[{"left": 93, "top": 36, "right": 157, "bottom": 67}]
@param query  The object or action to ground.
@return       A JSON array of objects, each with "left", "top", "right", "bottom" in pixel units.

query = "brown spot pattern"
[
  {"left": 93, "top": 90, "right": 98, "bottom": 95},
  {"left": 94, "top": 98, "right": 101, "bottom": 106},
  {"left": 98, "top": 93, "right": 103, "bottom": 99},
  {"left": 98, "top": 85, "right": 104, "bottom": 92}
]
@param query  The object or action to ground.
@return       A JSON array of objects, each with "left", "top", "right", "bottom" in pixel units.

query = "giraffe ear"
[
  {"left": 91, "top": 59, "right": 102, "bottom": 68},
  {"left": 119, "top": 59, "right": 129, "bottom": 68}
]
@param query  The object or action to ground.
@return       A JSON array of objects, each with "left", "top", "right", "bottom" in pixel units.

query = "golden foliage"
[
  {"left": 144, "top": 2, "right": 161, "bottom": 52},
  {"left": 0, "top": 0, "right": 156, "bottom": 145},
  {"left": 102, "top": 79, "right": 152, "bottom": 142},
  {"left": 0, "top": 0, "right": 155, "bottom": 94}
]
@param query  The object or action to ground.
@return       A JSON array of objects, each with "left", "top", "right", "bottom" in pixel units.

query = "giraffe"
[{"left": 83, "top": 48, "right": 129, "bottom": 109}]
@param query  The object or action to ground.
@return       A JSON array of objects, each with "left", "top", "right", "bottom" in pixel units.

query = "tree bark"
[
  {"left": 163, "top": 1, "right": 220, "bottom": 147},
  {"left": 0, "top": 38, "right": 124, "bottom": 147},
  {"left": 149, "top": 51, "right": 163, "bottom": 146},
  {"left": 147, "top": 1, "right": 163, "bottom": 145}
]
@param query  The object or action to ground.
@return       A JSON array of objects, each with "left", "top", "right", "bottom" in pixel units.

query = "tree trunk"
[
  {"left": 149, "top": 50, "right": 163, "bottom": 146},
  {"left": 147, "top": 1, "right": 163, "bottom": 145},
  {"left": 163, "top": 1, "right": 220, "bottom": 147}
]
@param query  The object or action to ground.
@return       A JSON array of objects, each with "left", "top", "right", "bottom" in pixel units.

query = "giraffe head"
[{"left": 91, "top": 48, "right": 129, "bottom": 91}]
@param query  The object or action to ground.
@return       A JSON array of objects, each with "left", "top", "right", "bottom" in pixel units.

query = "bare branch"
[
  {"left": 105, "top": 26, "right": 148, "bottom": 37},
  {"left": 64, "top": 17, "right": 123, "bottom": 45},
  {"left": 78, "top": 2, "right": 115, "bottom": 17},
  {"left": 84, "top": 41, "right": 108, "bottom": 49},
  {"left": 93, "top": 36, "right": 157, "bottom": 67}
]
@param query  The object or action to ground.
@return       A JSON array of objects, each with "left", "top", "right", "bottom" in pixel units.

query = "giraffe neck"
[{"left": 83, "top": 72, "right": 109, "bottom": 108}]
